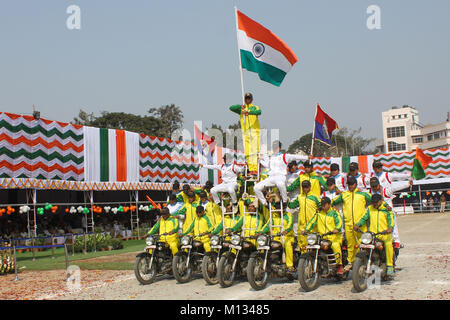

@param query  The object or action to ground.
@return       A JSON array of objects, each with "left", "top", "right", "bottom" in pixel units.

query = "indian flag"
[
  {"left": 83, "top": 127, "right": 140, "bottom": 182},
  {"left": 331, "top": 155, "right": 374, "bottom": 174},
  {"left": 236, "top": 8, "right": 298, "bottom": 86}
]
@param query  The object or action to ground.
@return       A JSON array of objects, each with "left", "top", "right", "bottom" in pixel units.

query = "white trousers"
[
  {"left": 254, "top": 175, "right": 287, "bottom": 206},
  {"left": 211, "top": 182, "right": 238, "bottom": 204}
]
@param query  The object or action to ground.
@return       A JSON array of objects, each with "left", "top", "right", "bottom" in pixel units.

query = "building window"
[
  {"left": 388, "top": 141, "right": 406, "bottom": 152},
  {"left": 412, "top": 136, "right": 423, "bottom": 143},
  {"left": 427, "top": 134, "right": 433, "bottom": 141},
  {"left": 387, "top": 126, "right": 405, "bottom": 138},
  {"left": 434, "top": 132, "right": 441, "bottom": 140}
]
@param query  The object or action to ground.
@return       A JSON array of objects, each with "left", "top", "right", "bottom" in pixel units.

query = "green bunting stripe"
[
  {"left": 0, "top": 120, "right": 83, "bottom": 141},
  {"left": 139, "top": 161, "right": 199, "bottom": 171},
  {"left": 0, "top": 147, "right": 84, "bottom": 164}
]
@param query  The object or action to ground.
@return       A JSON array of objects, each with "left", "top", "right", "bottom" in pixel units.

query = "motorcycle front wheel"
[
  {"left": 218, "top": 254, "right": 237, "bottom": 288},
  {"left": 172, "top": 253, "right": 193, "bottom": 283},
  {"left": 247, "top": 254, "right": 269, "bottom": 291},
  {"left": 352, "top": 255, "right": 369, "bottom": 292},
  {"left": 134, "top": 254, "right": 157, "bottom": 285},
  {"left": 202, "top": 253, "right": 219, "bottom": 285},
  {"left": 298, "top": 255, "right": 319, "bottom": 291}
]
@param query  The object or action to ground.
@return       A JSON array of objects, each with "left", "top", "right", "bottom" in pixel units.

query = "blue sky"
[{"left": 0, "top": 0, "right": 449, "bottom": 148}]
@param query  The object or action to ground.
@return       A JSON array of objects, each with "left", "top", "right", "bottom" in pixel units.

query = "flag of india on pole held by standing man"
[{"left": 236, "top": 9, "right": 299, "bottom": 86}]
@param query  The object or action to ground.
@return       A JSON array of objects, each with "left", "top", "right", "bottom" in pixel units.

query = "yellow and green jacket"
[
  {"left": 182, "top": 215, "right": 214, "bottom": 237},
  {"left": 331, "top": 188, "right": 372, "bottom": 228},
  {"left": 229, "top": 104, "right": 261, "bottom": 132},
  {"left": 211, "top": 214, "right": 239, "bottom": 235},
  {"left": 305, "top": 208, "right": 342, "bottom": 234},
  {"left": 203, "top": 201, "right": 222, "bottom": 227},
  {"left": 176, "top": 190, "right": 200, "bottom": 204},
  {"left": 148, "top": 217, "right": 179, "bottom": 242},
  {"left": 288, "top": 193, "right": 321, "bottom": 228},
  {"left": 174, "top": 200, "right": 200, "bottom": 233},
  {"left": 286, "top": 171, "right": 327, "bottom": 199},
  {"left": 259, "top": 212, "right": 294, "bottom": 236},
  {"left": 230, "top": 212, "right": 265, "bottom": 237},
  {"left": 355, "top": 205, "right": 395, "bottom": 234}
]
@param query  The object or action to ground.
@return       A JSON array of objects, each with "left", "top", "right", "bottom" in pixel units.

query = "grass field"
[{"left": 14, "top": 239, "right": 144, "bottom": 271}]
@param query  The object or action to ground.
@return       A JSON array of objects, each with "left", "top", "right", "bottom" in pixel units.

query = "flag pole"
[
  {"left": 234, "top": 6, "right": 246, "bottom": 124},
  {"left": 310, "top": 104, "right": 318, "bottom": 156}
]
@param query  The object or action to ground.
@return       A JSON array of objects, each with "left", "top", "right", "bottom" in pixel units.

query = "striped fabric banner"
[
  {"left": 373, "top": 148, "right": 449, "bottom": 178},
  {"left": 84, "top": 127, "right": 139, "bottom": 182},
  {"left": 0, "top": 112, "right": 84, "bottom": 181},
  {"left": 139, "top": 135, "right": 199, "bottom": 184}
]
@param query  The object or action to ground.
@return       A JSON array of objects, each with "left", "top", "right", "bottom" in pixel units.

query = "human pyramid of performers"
[{"left": 142, "top": 93, "right": 413, "bottom": 291}]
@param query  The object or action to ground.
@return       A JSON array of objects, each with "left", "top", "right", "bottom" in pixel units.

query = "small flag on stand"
[{"left": 412, "top": 147, "right": 432, "bottom": 180}]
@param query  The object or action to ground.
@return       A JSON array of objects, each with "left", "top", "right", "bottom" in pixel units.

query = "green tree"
[
  {"left": 148, "top": 104, "right": 184, "bottom": 139},
  {"left": 73, "top": 110, "right": 164, "bottom": 136}
]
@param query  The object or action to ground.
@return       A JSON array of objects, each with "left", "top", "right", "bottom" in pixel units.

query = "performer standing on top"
[{"left": 229, "top": 92, "right": 261, "bottom": 176}]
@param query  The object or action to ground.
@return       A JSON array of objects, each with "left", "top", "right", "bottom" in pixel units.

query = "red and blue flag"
[{"left": 313, "top": 104, "right": 338, "bottom": 146}]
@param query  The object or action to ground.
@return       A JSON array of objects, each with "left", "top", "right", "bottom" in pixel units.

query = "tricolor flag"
[
  {"left": 83, "top": 127, "right": 140, "bottom": 182},
  {"left": 335, "top": 155, "right": 374, "bottom": 174},
  {"left": 412, "top": 147, "right": 432, "bottom": 180},
  {"left": 313, "top": 104, "right": 339, "bottom": 147},
  {"left": 194, "top": 125, "right": 216, "bottom": 165},
  {"left": 236, "top": 9, "right": 298, "bottom": 86}
]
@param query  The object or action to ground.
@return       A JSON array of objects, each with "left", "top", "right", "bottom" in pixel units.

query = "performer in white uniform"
[
  {"left": 254, "top": 141, "right": 308, "bottom": 207},
  {"left": 286, "top": 160, "right": 302, "bottom": 228},
  {"left": 167, "top": 194, "right": 184, "bottom": 234},
  {"left": 347, "top": 162, "right": 369, "bottom": 192},
  {"left": 329, "top": 163, "right": 347, "bottom": 192},
  {"left": 200, "top": 153, "right": 244, "bottom": 206},
  {"left": 370, "top": 160, "right": 412, "bottom": 189}
]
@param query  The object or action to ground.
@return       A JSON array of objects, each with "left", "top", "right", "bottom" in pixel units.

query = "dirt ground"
[{"left": 1, "top": 212, "right": 449, "bottom": 300}]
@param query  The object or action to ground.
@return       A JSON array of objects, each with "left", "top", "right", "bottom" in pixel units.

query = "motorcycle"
[
  {"left": 172, "top": 233, "right": 215, "bottom": 284},
  {"left": 352, "top": 230, "right": 396, "bottom": 292},
  {"left": 246, "top": 233, "right": 300, "bottom": 291},
  {"left": 217, "top": 233, "right": 256, "bottom": 288},
  {"left": 134, "top": 233, "right": 174, "bottom": 285},
  {"left": 297, "top": 231, "right": 349, "bottom": 292}
]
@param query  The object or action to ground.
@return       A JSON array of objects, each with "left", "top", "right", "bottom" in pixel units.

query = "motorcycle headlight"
[
  {"left": 181, "top": 235, "right": 191, "bottom": 246},
  {"left": 210, "top": 235, "right": 220, "bottom": 246},
  {"left": 230, "top": 234, "right": 241, "bottom": 245},
  {"left": 146, "top": 236, "right": 154, "bottom": 246},
  {"left": 257, "top": 235, "right": 268, "bottom": 247},
  {"left": 307, "top": 234, "right": 318, "bottom": 245},
  {"left": 361, "top": 232, "right": 373, "bottom": 245}
]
